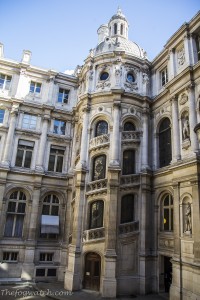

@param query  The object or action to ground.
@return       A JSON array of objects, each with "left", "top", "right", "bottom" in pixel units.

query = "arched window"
[
  {"left": 95, "top": 121, "right": 108, "bottom": 137},
  {"left": 42, "top": 194, "right": 59, "bottom": 216},
  {"left": 124, "top": 121, "right": 136, "bottom": 131},
  {"left": 159, "top": 118, "right": 172, "bottom": 167},
  {"left": 4, "top": 191, "right": 26, "bottom": 237},
  {"left": 120, "top": 24, "right": 123, "bottom": 35},
  {"left": 89, "top": 200, "right": 104, "bottom": 229},
  {"left": 123, "top": 150, "right": 135, "bottom": 175},
  {"left": 161, "top": 194, "right": 173, "bottom": 231},
  {"left": 114, "top": 23, "right": 117, "bottom": 34},
  {"left": 121, "top": 194, "right": 134, "bottom": 224},
  {"left": 92, "top": 155, "right": 106, "bottom": 181}
]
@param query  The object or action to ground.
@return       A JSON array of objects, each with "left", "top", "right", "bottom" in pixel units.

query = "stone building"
[{"left": 0, "top": 8, "right": 200, "bottom": 300}]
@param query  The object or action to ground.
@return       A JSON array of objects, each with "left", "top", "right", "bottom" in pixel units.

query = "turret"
[{"left": 108, "top": 7, "right": 129, "bottom": 39}]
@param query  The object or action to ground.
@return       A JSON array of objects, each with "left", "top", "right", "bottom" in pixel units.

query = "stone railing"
[
  {"left": 83, "top": 227, "right": 105, "bottom": 242},
  {"left": 120, "top": 174, "right": 140, "bottom": 186},
  {"left": 119, "top": 221, "right": 139, "bottom": 235},
  {"left": 86, "top": 178, "right": 107, "bottom": 192},
  {"left": 89, "top": 134, "right": 110, "bottom": 149},
  {"left": 121, "top": 131, "right": 141, "bottom": 141}
]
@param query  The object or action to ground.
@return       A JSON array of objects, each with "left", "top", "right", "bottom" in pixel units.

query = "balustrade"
[{"left": 83, "top": 227, "right": 105, "bottom": 242}]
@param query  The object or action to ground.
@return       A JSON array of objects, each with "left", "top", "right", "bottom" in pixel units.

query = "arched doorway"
[{"left": 83, "top": 252, "right": 101, "bottom": 291}]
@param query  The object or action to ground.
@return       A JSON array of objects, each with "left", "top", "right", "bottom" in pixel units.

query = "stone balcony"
[
  {"left": 120, "top": 174, "right": 140, "bottom": 186},
  {"left": 119, "top": 221, "right": 139, "bottom": 235},
  {"left": 82, "top": 227, "right": 105, "bottom": 242},
  {"left": 86, "top": 178, "right": 107, "bottom": 194},
  {"left": 89, "top": 134, "right": 110, "bottom": 151},
  {"left": 121, "top": 131, "right": 141, "bottom": 144}
]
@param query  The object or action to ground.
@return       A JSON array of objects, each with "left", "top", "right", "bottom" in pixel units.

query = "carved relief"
[
  {"left": 177, "top": 46, "right": 185, "bottom": 66},
  {"left": 181, "top": 112, "right": 190, "bottom": 147},
  {"left": 179, "top": 93, "right": 188, "bottom": 105}
]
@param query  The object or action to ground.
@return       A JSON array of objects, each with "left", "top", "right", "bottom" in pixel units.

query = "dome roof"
[
  {"left": 109, "top": 7, "right": 127, "bottom": 22},
  {"left": 94, "top": 36, "right": 147, "bottom": 59}
]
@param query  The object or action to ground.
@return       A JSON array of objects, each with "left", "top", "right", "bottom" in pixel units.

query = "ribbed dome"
[{"left": 94, "top": 36, "right": 146, "bottom": 59}]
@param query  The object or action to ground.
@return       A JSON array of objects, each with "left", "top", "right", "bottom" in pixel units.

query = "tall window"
[
  {"left": 42, "top": 194, "right": 59, "bottom": 216},
  {"left": 114, "top": 23, "right": 117, "bottom": 34},
  {"left": 161, "top": 194, "right": 173, "bottom": 231},
  {"left": 92, "top": 155, "right": 106, "bottom": 181},
  {"left": 95, "top": 121, "right": 108, "bottom": 137},
  {"left": 53, "top": 119, "right": 66, "bottom": 135},
  {"left": 120, "top": 24, "right": 123, "bottom": 35},
  {"left": 15, "top": 140, "right": 34, "bottom": 168},
  {"left": 29, "top": 81, "right": 41, "bottom": 93},
  {"left": 160, "top": 67, "right": 168, "bottom": 86},
  {"left": 123, "top": 150, "right": 135, "bottom": 175},
  {"left": 0, "top": 109, "right": 5, "bottom": 123},
  {"left": 22, "top": 114, "right": 37, "bottom": 130},
  {"left": 89, "top": 200, "right": 104, "bottom": 229},
  {"left": 48, "top": 146, "right": 65, "bottom": 172},
  {"left": 159, "top": 118, "right": 172, "bottom": 168},
  {"left": 0, "top": 73, "right": 12, "bottom": 90},
  {"left": 195, "top": 35, "right": 200, "bottom": 61},
  {"left": 57, "top": 88, "right": 69, "bottom": 104},
  {"left": 4, "top": 191, "right": 26, "bottom": 237},
  {"left": 121, "top": 194, "right": 134, "bottom": 224},
  {"left": 123, "top": 121, "right": 136, "bottom": 131}
]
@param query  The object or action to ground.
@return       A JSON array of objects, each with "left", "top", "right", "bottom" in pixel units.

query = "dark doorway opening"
[
  {"left": 83, "top": 252, "right": 101, "bottom": 291},
  {"left": 160, "top": 255, "right": 172, "bottom": 293}
]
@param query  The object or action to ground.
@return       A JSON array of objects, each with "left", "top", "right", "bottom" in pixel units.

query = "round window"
[
  {"left": 100, "top": 72, "right": 109, "bottom": 81},
  {"left": 127, "top": 73, "right": 135, "bottom": 83}
]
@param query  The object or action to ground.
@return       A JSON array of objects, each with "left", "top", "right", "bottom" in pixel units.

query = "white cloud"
[{"left": 64, "top": 69, "right": 74, "bottom": 75}]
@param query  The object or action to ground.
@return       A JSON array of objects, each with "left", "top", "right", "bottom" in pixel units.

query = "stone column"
[
  {"left": 110, "top": 101, "right": 121, "bottom": 166},
  {"left": 69, "top": 118, "right": 79, "bottom": 173},
  {"left": 77, "top": 107, "right": 90, "bottom": 169},
  {"left": 0, "top": 183, "right": 7, "bottom": 238},
  {"left": 141, "top": 109, "right": 149, "bottom": 170},
  {"left": 35, "top": 115, "right": 49, "bottom": 171},
  {"left": 27, "top": 185, "right": 41, "bottom": 240},
  {"left": 187, "top": 83, "right": 198, "bottom": 152},
  {"left": 189, "top": 33, "right": 198, "bottom": 65},
  {"left": 2, "top": 107, "right": 18, "bottom": 167},
  {"left": 184, "top": 34, "right": 192, "bottom": 66},
  {"left": 171, "top": 96, "right": 181, "bottom": 161},
  {"left": 191, "top": 180, "right": 200, "bottom": 262},
  {"left": 169, "top": 48, "right": 176, "bottom": 79}
]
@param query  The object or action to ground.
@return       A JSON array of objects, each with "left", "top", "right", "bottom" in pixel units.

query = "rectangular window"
[
  {"left": 35, "top": 268, "right": 56, "bottom": 277},
  {"left": 29, "top": 81, "right": 41, "bottom": 93},
  {"left": 39, "top": 253, "right": 54, "bottom": 262},
  {"left": 22, "top": 114, "right": 37, "bottom": 130},
  {"left": 48, "top": 146, "right": 65, "bottom": 173},
  {"left": 53, "top": 119, "right": 66, "bottom": 135},
  {"left": 160, "top": 67, "right": 168, "bottom": 86},
  {"left": 0, "top": 109, "right": 5, "bottom": 123},
  {"left": 3, "top": 252, "right": 18, "bottom": 262},
  {"left": 15, "top": 139, "right": 34, "bottom": 168},
  {"left": 0, "top": 73, "right": 12, "bottom": 90},
  {"left": 57, "top": 88, "right": 69, "bottom": 104}
]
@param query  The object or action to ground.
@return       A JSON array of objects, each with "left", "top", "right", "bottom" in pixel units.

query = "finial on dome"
[{"left": 117, "top": 6, "right": 122, "bottom": 15}]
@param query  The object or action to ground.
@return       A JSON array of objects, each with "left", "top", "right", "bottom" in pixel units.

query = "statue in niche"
[
  {"left": 115, "top": 65, "right": 122, "bottom": 86},
  {"left": 185, "top": 202, "right": 192, "bottom": 232},
  {"left": 182, "top": 117, "right": 190, "bottom": 140}
]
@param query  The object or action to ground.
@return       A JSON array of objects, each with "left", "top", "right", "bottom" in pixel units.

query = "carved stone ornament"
[
  {"left": 177, "top": 46, "right": 185, "bottom": 66},
  {"left": 124, "top": 82, "right": 138, "bottom": 91},
  {"left": 179, "top": 93, "right": 188, "bottom": 105},
  {"left": 96, "top": 81, "right": 111, "bottom": 89}
]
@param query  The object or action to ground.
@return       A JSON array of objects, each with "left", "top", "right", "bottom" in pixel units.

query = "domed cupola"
[{"left": 108, "top": 7, "right": 129, "bottom": 39}]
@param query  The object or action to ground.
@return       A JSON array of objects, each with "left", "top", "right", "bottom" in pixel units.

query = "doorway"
[
  {"left": 83, "top": 252, "right": 101, "bottom": 291},
  {"left": 159, "top": 255, "right": 172, "bottom": 293}
]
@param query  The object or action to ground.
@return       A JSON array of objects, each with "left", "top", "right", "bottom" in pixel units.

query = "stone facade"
[{"left": 0, "top": 8, "right": 200, "bottom": 299}]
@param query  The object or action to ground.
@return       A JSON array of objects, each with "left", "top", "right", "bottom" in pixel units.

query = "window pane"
[
  {"left": 47, "top": 269, "right": 56, "bottom": 276},
  {"left": 56, "top": 156, "right": 63, "bottom": 172},
  {"left": 3, "top": 252, "right": 9, "bottom": 260},
  {"left": 11, "top": 252, "right": 18, "bottom": 261},
  {"left": 93, "top": 155, "right": 106, "bottom": 180},
  {"left": 7, "top": 201, "right": 16, "bottom": 212},
  {"left": 124, "top": 122, "right": 135, "bottom": 131},
  {"left": 121, "top": 195, "right": 134, "bottom": 223},
  {"left": 19, "top": 192, "right": 26, "bottom": 200},
  {"left": 4, "top": 214, "right": 14, "bottom": 236},
  {"left": 60, "top": 121, "right": 66, "bottom": 135},
  {"left": 24, "top": 150, "right": 32, "bottom": 168},
  {"left": 53, "top": 120, "right": 59, "bottom": 134},
  {"left": 123, "top": 150, "right": 135, "bottom": 175},
  {"left": 48, "top": 155, "right": 55, "bottom": 171},
  {"left": 10, "top": 191, "right": 18, "bottom": 199},
  {"left": 36, "top": 269, "right": 45, "bottom": 276},
  {"left": 89, "top": 201, "right": 104, "bottom": 229},
  {"left": 42, "top": 205, "right": 50, "bottom": 215},
  {"left": 17, "top": 202, "right": 26, "bottom": 213},
  {"left": 15, "top": 149, "right": 24, "bottom": 167},
  {"left": 14, "top": 215, "right": 24, "bottom": 237},
  {"left": 51, "top": 206, "right": 59, "bottom": 216},
  {"left": 95, "top": 121, "right": 108, "bottom": 137},
  {"left": 0, "top": 109, "right": 5, "bottom": 123},
  {"left": 30, "top": 82, "right": 35, "bottom": 93},
  {"left": 159, "top": 118, "right": 172, "bottom": 167},
  {"left": 164, "top": 208, "right": 169, "bottom": 231}
]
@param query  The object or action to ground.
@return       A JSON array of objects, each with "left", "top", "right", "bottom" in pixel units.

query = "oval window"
[
  {"left": 127, "top": 73, "right": 135, "bottom": 83},
  {"left": 100, "top": 72, "right": 109, "bottom": 81}
]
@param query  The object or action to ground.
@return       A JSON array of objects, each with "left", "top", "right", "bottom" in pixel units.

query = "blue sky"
[{"left": 0, "top": 0, "right": 199, "bottom": 72}]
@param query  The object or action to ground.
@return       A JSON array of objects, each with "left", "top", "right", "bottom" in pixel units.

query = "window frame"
[
  {"left": 95, "top": 120, "right": 108, "bottom": 137},
  {"left": 160, "top": 67, "right": 168, "bottom": 87},
  {"left": 53, "top": 119, "right": 66, "bottom": 135},
  {"left": 29, "top": 81, "right": 42, "bottom": 94},
  {"left": 22, "top": 114, "right": 37, "bottom": 130},
  {"left": 92, "top": 154, "right": 106, "bottom": 181},
  {"left": 0, "top": 109, "right": 5, "bottom": 124},
  {"left": 15, "top": 140, "right": 34, "bottom": 169},
  {"left": 57, "top": 88, "right": 69, "bottom": 104},
  {"left": 161, "top": 194, "right": 173, "bottom": 232},
  {"left": 122, "top": 149, "right": 135, "bottom": 175},
  {"left": 121, "top": 194, "right": 135, "bottom": 224},
  {"left": 159, "top": 118, "right": 172, "bottom": 168},
  {"left": 89, "top": 200, "right": 104, "bottom": 229},
  {"left": 3, "top": 252, "right": 18, "bottom": 262},
  {"left": 48, "top": 146, "right": 65, "bottom": 173},
  {"left": 0, "top": 73, "right": 12, "bottom": 90}
]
